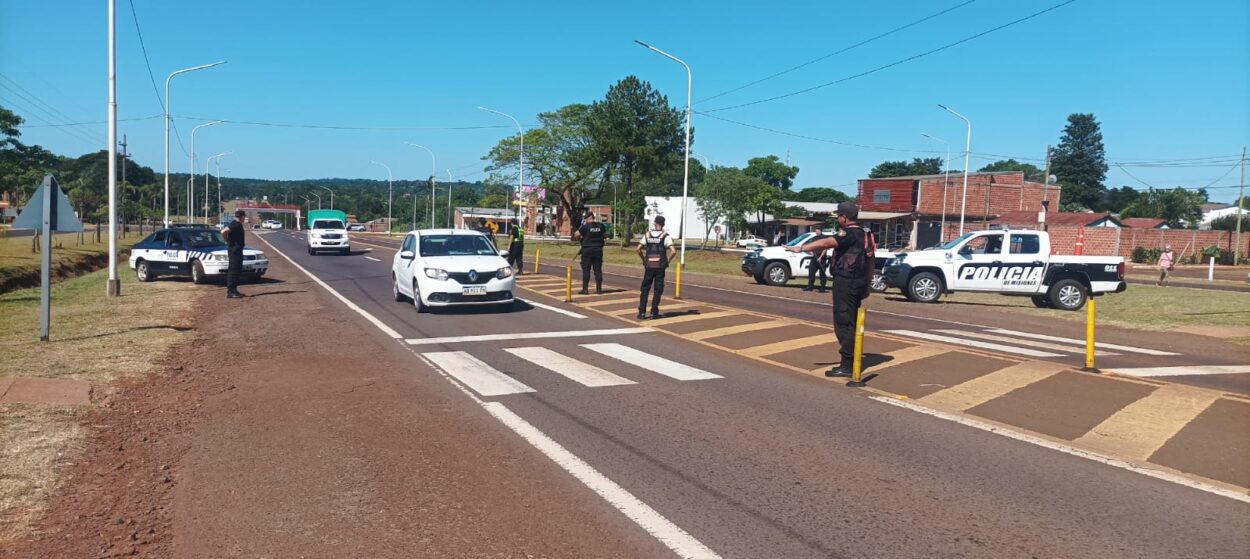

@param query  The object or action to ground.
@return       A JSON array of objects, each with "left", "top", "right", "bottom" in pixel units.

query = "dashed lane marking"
[
  {"left": 1108, "top": 365, "right": 1250, "bottom": 377},
  {"left": 364, "top": 256, "right": 382, "bottom": 262},
  {"left": 984, "top": 328, "right": 1180, "bottom": 356},
  {"left": 919, "top": 360, "right": 1067, "bottom": 411},
  {"left": 885, "top": 330, "right": 1063, "bottom": 358},
  {"left": 582, "top": 343, "right": 722, "bottom": 381},
  {"left": 934, "top": 329, "right": 1120, "bottom": 356},
  {"left": 1074, "top": 384, "right": 1221, "bottom": 461},
  {"left": 687, "top": 320, "right": 790, "bottom": 341},
  {"left": 422, "top": 351, "right": 535, "bottom": 396},
  {"left": 504, "top": 347, "right": 637, "bottom": 387},
  {"left": 405, "top": 327, "right": 648, "bottom": 345}
]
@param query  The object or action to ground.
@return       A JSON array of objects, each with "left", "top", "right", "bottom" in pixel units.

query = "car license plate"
[{"left": 462, "top": 286, "right": 487, "bottom": 296}]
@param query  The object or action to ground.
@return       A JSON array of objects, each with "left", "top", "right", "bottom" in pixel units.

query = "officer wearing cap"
[
  {"left": 786, "top": 201, "right": 871, "bottom": 377},
  {"left": 220, "top": 209, "right": 247, "bottom": 298},
  {"left": 573, "top": 211, "right": 606, "bottom": 294}
]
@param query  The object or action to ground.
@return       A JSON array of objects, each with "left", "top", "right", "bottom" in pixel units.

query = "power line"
[
  {"left": 125, "top": 0, "right": 189, "bottom": 157},
  {"left": 177, "top": 114, "right": 519, "bottom": 131},
  {"left": 704, "top": 0, "right": 1079, "bottom": 113},
  {"left": 17, "top": 114, "right": 164, "bottom": 128},
  {"left": 0, "top": 86, "right": 100, "bottom": 147},
  {"left": 697, "top": 0, "right": 977, "bottom": 104}
]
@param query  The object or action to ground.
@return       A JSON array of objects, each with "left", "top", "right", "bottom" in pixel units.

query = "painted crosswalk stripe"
[
  {"left": 739, "top": 333, "right": 840, "bottom": 358},
  {"left": 407, "top": 327, "right": 647, "bottom": 345},
  {"left": 934, "top": 329, "right": 1120, "bottom": 356},
  {"left": 884, "top": 330, "right": 1063, "bottom": 358},
  {"left": 920, "top": 360, "right": 1068, "bottom": 411},
  {"left": 645, "top": 310, "right": 738, "bottom": 326},
  {"left": 1108, "top": 364, "right": 1250, "bottom": 377},
  {"left": 1074, "top": 384, "right": 1221, "bottom": 461},
  {"left": 504, "top": 347, "right": 636, "bottom": 387},
  {"left": 582, "top": 343, "right": 722, "bottom": 381},
  {"left": 688, "top": 320, "right": 789, "bottom": 341},
  {"left": 816, "top": 344, "right": 950, "bottom": 374},
  {"left": 984, "top": 328, "right": 1178, "bottom": 356},
  {"left": 421, "top": 351, "right": 535, "bottom": 396}
]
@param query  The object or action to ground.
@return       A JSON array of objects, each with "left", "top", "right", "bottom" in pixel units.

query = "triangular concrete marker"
[{"left": 13, "top": 174, "right": 84, "bottom": 232}]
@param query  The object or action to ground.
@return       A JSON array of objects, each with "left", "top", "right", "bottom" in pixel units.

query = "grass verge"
[
  {"left": 0, "top": 231, "right": 132, "bottom": 293},
  {"left": 0, "top": 266, "right": 200, "bottom": 543}
]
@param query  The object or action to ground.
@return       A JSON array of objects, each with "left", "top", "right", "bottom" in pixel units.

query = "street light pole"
[
  {"left": 319, "top": 186, "right": 334, "bottom": 210},
  {"left": 446, "top": 169, "right": 454, "bottom": 229},
  {"left": 205, "top": 151, "right": 230, "bottom": 221},
  {"left": 107, "top": 0, "right": 120, "bottom": 296},
  {"left": 477, "top": 107, "right": 523, "bottom": 234},
  {"left": 921, "top": 133, "right": 950, "bottom": 243},
  {"left": 212, "top": 153, "right": 231, "bottom": 221},
  {"left": 164, "top": 60, "right": 225, "bottom": 227},
  {"left": 938, "top": 104, "right": 972, "bottom": 237},
  {"left": 370, "top": 160, "right": 393, "bottom": 235},
  {"left": 190, "top": 120, "right": 223, "bottom": 222},
  {"left": 311, "top": 192, "right": 322, "bottom": 210},
  {"left": 405, "top": 143, "right": 437, "bottom": 229},
  {"left": 635, "top": 40, "right": 692, "bottom": 265}
]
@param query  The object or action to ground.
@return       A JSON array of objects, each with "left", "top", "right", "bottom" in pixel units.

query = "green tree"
[
  {"left": 1106, "top": 185, "right": 1140, "bottom": 213},
  {"left": 789, "top": 187, "right": 850, "bottom": 203},
  {"left": 868, "top": 157, "right": 943, "bottom": 178},
  {"left": 1051, "top": 113, "right": 1109, "bottom": 211},
  {"left": 744, "top": 155, "right": 799, "bottom": 190},
  {"left": 694, "top": 166, "right": 775, "bottom": 240},
  {"left": 1119, "top": 187, "right": 1207, "bottom": 228},
  {"left": 1208, "top": 213, "right": 1250, "bottom": 232},
  {"left": 977, "top": 159, "right": 1044, "bottom": 182}
]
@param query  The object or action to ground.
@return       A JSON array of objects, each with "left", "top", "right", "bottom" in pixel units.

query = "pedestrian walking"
[
  {"left": 1158, "top": 245, "right": 1174, "bottom": 286},
  {"left": 220, "top": 209, "right": 247, "bottom": 299},
  {"left": 573, "top": 211, "right": 606, "bottom": 294},
  {"left": 507, "top": 227, "right": 525, "bottom": 275},
  {"left": 786, "top": 202, "right": 875, "bottom": 377},
  {"left": 636, "top": 215, "right": 676, "bottom": 320},
  {"left": 803, "top": 225, "right": 829, "bottom": 292}
]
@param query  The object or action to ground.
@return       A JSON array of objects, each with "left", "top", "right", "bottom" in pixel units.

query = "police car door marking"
[{"left": 958, "top": 264, "right": 1042, "bottom": 286}]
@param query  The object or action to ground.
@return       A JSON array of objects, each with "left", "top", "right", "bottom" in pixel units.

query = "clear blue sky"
[{"left": 2, "top": 0, "right": 1247, "bottom": 201}]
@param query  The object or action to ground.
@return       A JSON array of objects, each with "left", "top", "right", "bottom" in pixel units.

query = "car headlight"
[
  {"left": 496, "top": 267, "right": 514, "bottom": 279},
  {"left": 213, "top": 254, "right": 229, "bottom": 261},
  {"left": 253, "top": 252, "right": 265, "bottom": 260},
  {"left": 424, "top": 268, "right": 448, "bottom": 280}
]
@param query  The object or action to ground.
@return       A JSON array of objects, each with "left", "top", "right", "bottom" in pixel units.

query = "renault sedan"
[{"left": 391, "top": 229, "right": 515, "bottom": 312}]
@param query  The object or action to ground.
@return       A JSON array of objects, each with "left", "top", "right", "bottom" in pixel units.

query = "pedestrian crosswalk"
[
  {"left": 423, "top": 342, "right": 722, "bottom": 397},
  {"left": 884, "top": 327, "right": 1180, "bottom": 359}
]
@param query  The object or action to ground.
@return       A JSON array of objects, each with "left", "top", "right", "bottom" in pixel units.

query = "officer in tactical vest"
[
  {"left": 573, "top": 211, "right": 606, "bottom": 294},
  {"left": 507, "top": 226, "right": 525, "bottom": 275},
  {"left": 635, "top": 215, "right": 676, "bottom": 320},
  {"left": 786, "top": 202, "right": 873, "bottom": 377}
]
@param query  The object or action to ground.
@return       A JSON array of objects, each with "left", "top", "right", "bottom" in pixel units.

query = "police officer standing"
[
  {"left": 507, "top": 226, "right": 525, "bottom": 275},
  {"left": 573, "top": 211, "right": 606, "bottom": 294},
  {"left": 803, "top": 224, "right": 829, "bottom": 293},
  {"left": 636, "top": 215, "right": 676, "bottom": 320},
  {"left": 786, "top": 202, "right": 872, "bottom": 377},
  {"left": 220, "top": 209, "right": 247, "bottom": 299}
]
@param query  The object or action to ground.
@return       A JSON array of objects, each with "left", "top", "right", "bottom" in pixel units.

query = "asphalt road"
[{"left": 257, "top": 230, "right": 1248, "bottom": 558}]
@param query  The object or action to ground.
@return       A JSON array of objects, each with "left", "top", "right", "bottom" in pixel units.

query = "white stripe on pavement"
[
  {"left": 519, "top": 298, "right": 587, "bottom": 319},
  {"left": 984, "top": 328, "right": 1179, "bottom": 356},
  {"left": 482, "top": 402, "right": 721, "bottom": 557},
  {"left": 406, "top": 327, "right": 647, "bottom": 345},
  {"left": 581, "top": 343, "right": 722, "bottom": 381},
  {"left": 1108, "top": 365, "right": 1250, "bottom": 378},
  {"left": 364, "top": 256, "right": 382, "bottom": 262},
  {"left": 884, "top": 330, "right": 1064, "bottom": 358},
  {"left": 504, "top": 347, "right": 636, "bottom": 387},
  {"left": 421, "top": 351, "right": 535, "bottom": 396},
  {"left": 934, "top": 329, "right": 1119, "bottom": 356}
]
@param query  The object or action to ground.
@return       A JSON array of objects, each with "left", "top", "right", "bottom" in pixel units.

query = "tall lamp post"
[
  {"left": 107, "top": 0, "right": 120, "bottom": 296},
  {"left": 476, "top": 107, "right": 523, "bottom": 234},
  {"left": 319, "top": 186, "right": 334, "bottom": 209},
  {"left": 211, "top": 153, "right": 231, "bottom": 221},
  {"left": 446, "top": 169, "right": 454, "bottom": 229},
  {"left": 164, "top": 60, "right": 225, "bottom": 227},
  {"left": 920, "top": 133, "right": 950, "bottom": 243},
  {"left": 189, "top": 120, "right": 224, "bottom": 222},
  {"left": 370, "top": 160, "right": 393, "bottom": 235},
  {"left": 938, "top": 104, "right": 972, "bottom": 237},
  {"left": 205, "top": 151, "right": 231, "bottom": 221},
  {"left": 405, "top": 142, "right": 437, "bottom": 228},
  {"left": 311, "top": 192, "right": 322, "bottom": 210},
  {"left": 635, "top": 40, "right": 692, "bottom": 266}
]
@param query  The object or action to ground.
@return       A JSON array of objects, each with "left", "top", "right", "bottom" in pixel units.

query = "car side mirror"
[{"left": 399, "top": 250, "right": 415, "bottom": 260}]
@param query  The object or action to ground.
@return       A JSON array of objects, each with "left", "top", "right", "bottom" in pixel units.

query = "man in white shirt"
[{"left": 635, "top": 215, "right": 677, "bottom": 320}]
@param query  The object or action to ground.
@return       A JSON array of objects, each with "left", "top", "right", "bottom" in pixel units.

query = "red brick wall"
[
  {"left": 939, "top": 222, "right": 1250, "bottom": 259},
  {"left": 916, "top": 175, "right": 1060, "bottom": 217},
  {"left": 857, "top": 179, "right": 916, "bottom": 212}
]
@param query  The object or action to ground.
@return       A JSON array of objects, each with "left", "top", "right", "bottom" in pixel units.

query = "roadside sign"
[{"left": 13, "top": 175, "right": 83, "bottom": 342}]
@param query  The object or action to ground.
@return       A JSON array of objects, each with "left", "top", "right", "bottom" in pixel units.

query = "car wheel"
[
  {"left": 340, "top": 248, "right": 349, "bottom": 256},
  {"left": 392, "top": 274, "right": 407, "bottom": 302},
  {"left": 1030, "top": 295, "right": 1051, "bottom": 308},
  {"left": 1048, "top": 279, "right": 1087, "bottom": 311},
  {"left": 412, "top": 281, "right": 427, "bottom": 313},
  {"left": 763, "top": 262, "right": 790, "bottom": 286},
  {"left": 307, "top": 246, "right": 315, "bottom": 256},
  {"left": 870, "top": 272, "right": 888, "bottom": 293},
  {"left": 191, "top": 260, "right": 206, "bottom": 285},
  {"left": 906, "top": 271, "right": 943, "bottom": 303},
  {"left": 753, "top": 273, "right": 766, "bottom": 285},
  {"left": 136, "top": 260, "right": 153, "bottom": 282}
]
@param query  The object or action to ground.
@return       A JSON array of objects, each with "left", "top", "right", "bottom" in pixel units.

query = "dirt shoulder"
[{"left": 7, "top": 245, "right": 656, "bottom": 557}]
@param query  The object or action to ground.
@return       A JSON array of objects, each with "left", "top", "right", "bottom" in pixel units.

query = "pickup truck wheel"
[
  {"left": 1030, "top": 295, "right": 1051, "bottom": 308},
  {"left": 870, "top": 272, "right": 888, "bottom": 293},
  {"left": 1049, "top": 279, "right": 1087, "bottom": 311},
  {"left": 763, "top": 262, "right": 790, "bottom": 286},
  {"left": 191, "top": 260, "right": 207, "bottom": 285},
  {"left": 907, "top": 272, "right": 943, "bottom": 303},
  {"left": 752, "top": 273, "right": 767, "bottom": 285}
]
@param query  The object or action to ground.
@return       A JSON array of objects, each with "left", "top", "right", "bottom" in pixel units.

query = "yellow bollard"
[
  {"left": 675, "top": 262, "right": 682, "bottom": 300},
  {"left": 847, "top": 307, "right": 867, "bottom": 387},
  {"left": 565, "top": 265, "right": 573, "bottom": 302},
  {"left": 1083, "top": 296, "right": 1098, "bottom": 372},
  {"left": 534, "top": 248, "right": 541, "bottom": 274}
]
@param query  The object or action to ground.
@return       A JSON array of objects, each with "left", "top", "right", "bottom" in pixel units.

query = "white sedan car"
[{"left": 391, "top": 229, "right": 515, "bottom": 312}]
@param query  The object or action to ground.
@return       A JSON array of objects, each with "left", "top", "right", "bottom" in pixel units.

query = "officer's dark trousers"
[
  {"left": 832, "top": 275, "right": 867, "bottom": 370},
  {"left": 581, "top": 249, "right": 603, "bottom": 290},
  {"left": 806, "top": 256, "right": 827, "bottom": 288},
  {"left": 639, "top": 268, "right": 666, "bottom": 315},
  {"left": 508, "top": 243, "right": 524, "bottom": 273},
  {"left": 226, "top": 248, "right": 243, "bottom": 293}
]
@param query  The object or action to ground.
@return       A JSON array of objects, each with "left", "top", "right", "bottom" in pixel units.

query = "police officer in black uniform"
[
  {"left": 636, "top": 215, "right": 676, "bottom": 319},
  {"left": 221, "top": 209, "right": 247, "bottom": 299},
  {"left": 786, "top": 202, "right": 871, "bottom": 377},
  {"left": 803, "top": 224, "right": 830, "bottom": 292},
  {"left": 573, "top": 212, "right": 606, "bottom": 294}
]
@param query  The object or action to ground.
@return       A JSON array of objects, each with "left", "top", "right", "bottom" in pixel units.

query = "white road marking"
[
  {"left": 254, "top": 233, "right": 403, "bottom": 338},
  {"left": 870, "top": 396, "right": 1250, "bottom": 504},
  {"left": 582, "top": 343, "right": 722, "bottom": 381},
  {"left": 520, "top": 298, "right": 587, "bottom": 319},
  {"left": 421, "top": 351, "right": 535, "bottom": 396},
  {"left": 364, "top": 256, "right": 382, "bottom": 262},
  {"left": 1108, "top": 365, "right": 1250, "bottom": 377},
  {"left": 934, "top": 329, "right": 1120, "bottom": 356},
  {"left": 884, "top": 330, "right": 1064, "bottom": 358},
  {"left": 984, "top": 328, "right": 1179, "bottom": 356},
  {"left": 504, "top": 347, "right": 636, "bottom": 387},
  {"left": 406, "top": 327, "right": 648, "bottom": 345},
  {"left": 482, "top": 402, "right": 720, "bottom": 558}
]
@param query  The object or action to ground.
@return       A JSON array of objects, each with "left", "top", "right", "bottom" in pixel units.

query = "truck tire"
[
  {"left": 752, "top": 273, "right": 766, "bottom": 285},
  {"left": 1048, "top": 279, "right": 1087, "bottom": 311},
  {"left": 870, "top": 272, "right": 888, "bottom": 293},
  {"left": 1030, "top": 295, "right": 1051, "bottom": 308},
  {"left": 191, "top": 260, "right": 207, "bottom": 285},
  {"left": 763, "top": 262, "right": 790, "bottom": 287},
  {"left": 906, "top": 271, "right": 943, "bottom": 303}
]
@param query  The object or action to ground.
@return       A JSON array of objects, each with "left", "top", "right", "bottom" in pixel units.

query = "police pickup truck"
[
  {"left": 881, "top": 229, "right": 1125, "bottom": 310},
  {"left": 129, "top": 227, "right": 268, "bottom": 284},
  {"left": 741, "top": 231, "right": 896, "bottom": 291}
]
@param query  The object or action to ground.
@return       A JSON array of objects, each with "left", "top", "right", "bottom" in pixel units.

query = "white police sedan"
[
  {"left": 129, "top": 228, "right": 268, "bottom": 284},
  {"left": 391, "top": 229, "right": 515, "bottom": 312}
]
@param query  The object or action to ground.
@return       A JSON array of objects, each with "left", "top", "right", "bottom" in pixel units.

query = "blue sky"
[{"left": 2, "top": 0, "right": 1247, "bottom": 201}]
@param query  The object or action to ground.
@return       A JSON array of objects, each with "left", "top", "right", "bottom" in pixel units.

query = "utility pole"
[
  {"left": 1041, "top": 145, "right": 1052, "bottom": 232},
  {"left": 106, "top": 0, "right": 120, "bottom": 296},
  {"left": 1236, "top": 146, "right": 1246, "bottom": 264},
  {"left": 118, "top": 134, "right": 128, "bottom": 237}
]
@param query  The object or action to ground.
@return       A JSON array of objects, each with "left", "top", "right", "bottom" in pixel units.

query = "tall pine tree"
[{"left": 1051, "top": 113, "right": 1109, "bottom": 211}]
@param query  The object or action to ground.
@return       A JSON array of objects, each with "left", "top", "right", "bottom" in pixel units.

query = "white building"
[{"left": 1199, "top": 203, "right": 1249, "bottom": 229}]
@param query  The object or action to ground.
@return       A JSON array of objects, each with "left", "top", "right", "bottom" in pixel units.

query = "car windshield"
[
  {"left": 936, "top": 232, "right": 975, "bottom": 250},
  {"left": 420, "top": 234, "right": 498, "bottom": 257},
  {"left": 184, "top": 230, "right": 225, "bottom": 247},
  {"left": 313, "top": 220, "right": 344, "bottom": 229}
]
